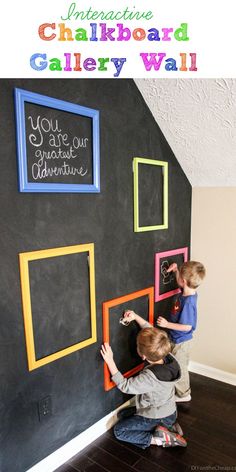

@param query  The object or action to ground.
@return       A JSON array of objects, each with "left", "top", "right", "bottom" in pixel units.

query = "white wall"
[{"left": 191, "top": 187, "right": 236, "bottom": 373}]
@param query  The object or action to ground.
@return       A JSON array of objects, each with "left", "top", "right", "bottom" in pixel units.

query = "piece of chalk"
[{"left": 119, "top": 317, "right": 130, "bottom": 326}]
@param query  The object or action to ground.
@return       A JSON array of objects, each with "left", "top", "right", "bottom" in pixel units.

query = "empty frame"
[
  {"left": 133, "top": 157, "right": 168, "bottom": 232},
  {"left": 19, "top": 243, "right": 97, "bottom": 370},
  {"left": 103, "top": 286, "right": 154, "bottom": 391},
  {"left": 155, "top": 247, "right": 188, "bottom": 301}
]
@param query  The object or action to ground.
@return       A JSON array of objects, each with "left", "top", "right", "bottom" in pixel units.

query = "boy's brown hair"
[
  {"left": 180, "top": 261, "right": 206, "bottom": 289},
  {"left": 137, "top": 327, "right": 171, "bottom": 362}
]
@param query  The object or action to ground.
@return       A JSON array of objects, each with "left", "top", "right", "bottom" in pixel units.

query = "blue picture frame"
[{"left": 14, "top": 88, "right": 100, "bottom": 193}]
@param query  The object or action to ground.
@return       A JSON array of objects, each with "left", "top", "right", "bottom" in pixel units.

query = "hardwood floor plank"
[
  {"left": 54, "top": 464, "right": 81, "bottom": 472},
  {"left": 184, "top": 423, "right": 236, "bottom": 461},
  {"left": 69, "top": 454, "right": 95, "bottom": 471},
  {"left": 102, "top": 435, "right": 190, "bottom": 472},
  {"left": 80, "top": 463, "right": 110, "bottom": 472},
  {"left": 83, "top": 444, "right": 139, "bottom": 472},
  {"left": 93, "top": 435, "right": 141, "bottom": 466},
  {"left": 179, "top": 438, "right": 236, "bottom": 468},
  {"left": 132, "top": 456, "right": 180, "bottom": 472}
]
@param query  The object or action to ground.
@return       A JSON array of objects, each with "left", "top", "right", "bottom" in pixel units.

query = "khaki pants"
[{"left": 172, "top": 340, "right": 192, "bottom": 398}]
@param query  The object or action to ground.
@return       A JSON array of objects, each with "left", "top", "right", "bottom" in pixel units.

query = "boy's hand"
[
  {"left": 100, "top": 343, "right": 118, "bottom": 376},
  {"left": 157, "top": 316, "right": 169, "bottom": 328},
  {"left": 101, "top": 342, "right": 114, "bottom": 363},
  {"left": 123, "top": 310, "right": 136, "bottom": 322},
  {"left": 167, "top": 263, "right": 178, "bottom": 273}
]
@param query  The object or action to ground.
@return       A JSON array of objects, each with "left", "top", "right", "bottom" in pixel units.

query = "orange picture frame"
[{"left": 102, "top": 286, "right": 154, "bottom": 391}]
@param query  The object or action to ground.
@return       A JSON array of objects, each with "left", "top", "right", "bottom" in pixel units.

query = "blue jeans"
[{"left": 114, "top": 407, "right": 177, "bottom": 449}]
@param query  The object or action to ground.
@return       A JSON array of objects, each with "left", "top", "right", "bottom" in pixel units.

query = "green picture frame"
[{"left": 133, "top": 157, "right": 168, "bottom": 232}]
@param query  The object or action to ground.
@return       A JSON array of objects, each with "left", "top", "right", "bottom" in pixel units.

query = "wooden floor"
[{"left": 55, "top": 373, "right": 236, "bottom": 472}]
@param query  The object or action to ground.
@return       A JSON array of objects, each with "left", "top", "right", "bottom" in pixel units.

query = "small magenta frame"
[{"left": 155, "top": 247, "right": 188, "bottom": 302}]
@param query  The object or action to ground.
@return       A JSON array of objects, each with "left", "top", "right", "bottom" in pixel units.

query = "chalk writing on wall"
[
  {"left": 27, "top": 115, "right": 89, "bottom": 180},
  {"left": 25, "top": 104, "right": 93, "bottom": 185},
  {"left": 155, "top": 248, "right": 188, "bottom": 302},
  {"left": 160, "top": 260, "right": 175, "bottom": 285}
]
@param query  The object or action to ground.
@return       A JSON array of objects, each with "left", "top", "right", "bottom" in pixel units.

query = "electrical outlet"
[{"left": 38, "top": 395, "right": 52, "bottom": 421}]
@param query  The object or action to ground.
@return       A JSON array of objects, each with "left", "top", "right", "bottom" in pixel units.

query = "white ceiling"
[{"left": 135, "top": 79, "right": 236, "bottom": 187}]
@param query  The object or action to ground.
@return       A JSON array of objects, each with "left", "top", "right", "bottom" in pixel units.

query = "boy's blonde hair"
[
  {"left": 180, "top": 261, "right": 206, "bottom": 289},
  {"left": 137, "top": 327, "right": 171, "bottom": 362}
]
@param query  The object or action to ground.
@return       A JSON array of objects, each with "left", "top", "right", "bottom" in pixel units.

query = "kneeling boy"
[{"left": 101, "top": 311, "right": 187, "bottom": 449}]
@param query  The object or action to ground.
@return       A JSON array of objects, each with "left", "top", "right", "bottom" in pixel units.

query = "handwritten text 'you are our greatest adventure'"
[{"left": 28, "top": 114, "right": 89, "bottom": 181}]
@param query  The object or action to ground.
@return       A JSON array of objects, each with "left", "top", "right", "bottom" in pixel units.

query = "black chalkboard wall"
[
  {"left": 0, "top": 79, "right": 191, "bottom": 472},
  {"left": 139, "top": 162, "right": 164, "bottom": 227},
  {"left": 29, "top": 252, "right": 91, "bottom": 359},
  {"left": 109, "top": 296, "right": 149, "bottom": 375}
]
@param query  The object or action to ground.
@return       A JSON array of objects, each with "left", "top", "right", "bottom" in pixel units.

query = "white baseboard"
[
  {"left": 26, "top": 398, "right": 133, "bottom": 472},
  {"left": 189, "top": 361, "right": 236, "bottom": 386}
]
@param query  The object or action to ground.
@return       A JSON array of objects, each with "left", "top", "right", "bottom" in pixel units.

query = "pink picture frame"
[{"left": 155, "top": 247, "right": 188, "bottom": 302}]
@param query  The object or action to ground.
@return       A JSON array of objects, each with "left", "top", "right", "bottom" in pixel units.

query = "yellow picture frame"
[{"left": 19, "top": 243, "right": 97, "bottom": 370}]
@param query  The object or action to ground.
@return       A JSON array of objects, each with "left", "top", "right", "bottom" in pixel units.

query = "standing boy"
[
  {"left": 101, "top": 311, "right": 187, "bottom": 449},
  {"left": 157, "top": 261, "right": 206, "bottom": 402}
]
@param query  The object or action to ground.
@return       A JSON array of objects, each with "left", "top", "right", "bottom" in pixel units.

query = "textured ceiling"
[{"left": 135, "top": 79, "right": 236, "bottom": 187}]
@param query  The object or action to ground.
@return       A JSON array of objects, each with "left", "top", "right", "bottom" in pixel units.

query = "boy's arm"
[
  {"left": 157, "top": 300, "right": 195, "bottom": 332},
  {"left": 157, "top": 317, "right": 192, "bottom": 331},
  {"left": 101, "top": 343, "right": 155, "bottom": 394},
  {"left": 167, "top": 262, "right": 181, "bottom": 285},
  {"left": 123, "top": 310, "right": 152, "bottom": 328},
  {"left": 112, "top": 369, "right": 156, "bottom": 395}
]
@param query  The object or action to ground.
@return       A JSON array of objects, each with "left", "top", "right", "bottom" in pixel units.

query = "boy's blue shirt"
[{"left": 169, "top": 293, "right": 198, "bottom": 344}]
